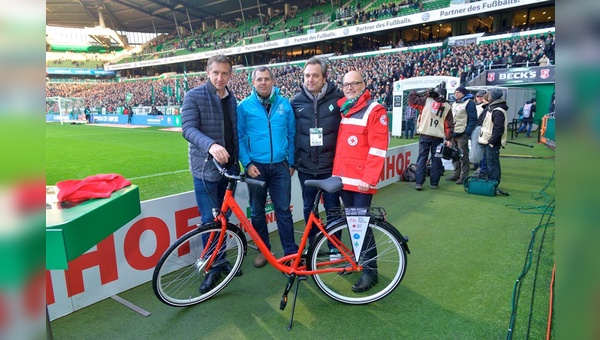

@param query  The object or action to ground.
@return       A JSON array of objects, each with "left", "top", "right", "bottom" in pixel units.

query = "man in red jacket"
[{"left": 333, "top": 70, "right": 389, "bottom": 292}]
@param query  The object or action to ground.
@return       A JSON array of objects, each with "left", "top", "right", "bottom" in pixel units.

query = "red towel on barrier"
[{"left": 57, "top": 174, "right": 131, "bottom": 204}]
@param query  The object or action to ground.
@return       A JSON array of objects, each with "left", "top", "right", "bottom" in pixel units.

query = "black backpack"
[{"left": 402, "top": 164, "right": 417, "bottom": 182}]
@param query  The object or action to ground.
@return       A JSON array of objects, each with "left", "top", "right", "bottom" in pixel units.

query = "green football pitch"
[
  {"left": 46, "top": 123, "right": 192, "bottom": 201},
  {"left": 45, "top": 122, "right": 428, "bottom": 200},
  {"left": 47, "top": 122, "right": 555, "bottom": 338}
]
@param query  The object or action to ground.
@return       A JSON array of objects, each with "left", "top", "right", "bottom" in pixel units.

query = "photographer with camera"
[
  {"left": 447, "top": 87, "right": 478, "bottom": 185},
  {"left": 408, "top": 83, "right": 454, "bottom": 191}
]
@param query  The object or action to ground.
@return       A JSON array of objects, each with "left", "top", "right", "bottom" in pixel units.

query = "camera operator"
[{"left": 408, "top": 83, "right": 454, "bottom": 191}]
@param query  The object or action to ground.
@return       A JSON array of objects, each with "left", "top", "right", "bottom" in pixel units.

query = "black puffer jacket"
[
  {"left": 291, "top": 83, "right": 343, "bottom": 175},
  {"left": 487, "top": 99, "right": 509, "bottom": 146}
]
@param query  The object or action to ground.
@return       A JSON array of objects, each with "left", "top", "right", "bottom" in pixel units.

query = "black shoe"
[
  {"left": 496, "top": 189, "right": 509, "bottom": 196},
  {"left": 199, "top": 271, "right": 222, "bottom": 293},
  {"left": 445, "top": 176, "right": 459, "bottom": 182},
  {"left": 352, "top": 273, "right": 378, "bottom": 293},
  {"left": 222, "top": 263, "right": 243, "bottom": 277}
]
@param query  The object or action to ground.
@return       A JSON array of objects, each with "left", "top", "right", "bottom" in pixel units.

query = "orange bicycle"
[{"left": 152, "top": 158, "right": 409, "bottom": 312}]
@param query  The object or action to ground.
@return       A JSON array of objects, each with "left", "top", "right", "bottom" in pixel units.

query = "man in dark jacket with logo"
[
  {"left": 181, "top": 55, "right": 241, "bottom": 293},
  {"left": 290, "top": 57, "right": 343, "bottom": 243}
]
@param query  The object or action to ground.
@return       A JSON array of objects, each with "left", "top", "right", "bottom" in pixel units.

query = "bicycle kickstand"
[{"left": 279, "top": 274, "right": 307, "bottom": 330}]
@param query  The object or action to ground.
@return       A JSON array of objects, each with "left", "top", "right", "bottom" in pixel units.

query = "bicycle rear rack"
[{"left": 328, "top": 207, "right": 387, "bottom": 220}]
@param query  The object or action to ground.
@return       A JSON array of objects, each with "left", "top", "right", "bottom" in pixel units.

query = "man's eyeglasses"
[{"left": 342, "top": 81, "right": 363, "bottom": 88}]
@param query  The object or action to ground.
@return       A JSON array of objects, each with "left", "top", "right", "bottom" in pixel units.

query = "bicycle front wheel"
[
  {"left": 152, "top": 223, "right": 245, "bottom": 307},
  {"left": 308, "top": 219, "right": 408, "bottom": 304}
]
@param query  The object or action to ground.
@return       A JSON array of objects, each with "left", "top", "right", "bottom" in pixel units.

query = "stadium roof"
[{"left": 46, "top": 0, "right": 304, "bottom": 34}]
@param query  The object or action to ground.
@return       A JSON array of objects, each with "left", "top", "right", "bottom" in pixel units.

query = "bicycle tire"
[
  {"left": 308, "top": 219, "right": 408, "bottom": 304},
  {"left": 152, "top": 223, "right": 246, "bottom": 307}
]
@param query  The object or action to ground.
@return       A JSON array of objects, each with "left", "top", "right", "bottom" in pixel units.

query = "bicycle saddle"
[{"left": 304, "top": 176, "right": 343, "bottom": 193}]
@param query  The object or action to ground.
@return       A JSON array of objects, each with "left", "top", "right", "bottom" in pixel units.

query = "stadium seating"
[{"left": 46, "top": 27, "right": 554, "bottom": 112}]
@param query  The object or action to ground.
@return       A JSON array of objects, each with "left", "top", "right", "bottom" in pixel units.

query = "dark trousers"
[
  {"left": 403, "top": 118, "right": 415, "bottom": 139},
  {"left": 248, "top": 162, "right": 298, "bottom": 256},
  {"left": 484, "top": 144, "right": 501, "bottom": 185},
  {"left": 451, "top": 134, "right": 470, "bottom": 180},
  {"left": 339, "top": 190, "right": 377, "bottom": 275},
  {"left": 416, "top": 135, "right": 444, "bottom": 186},
  {"left": 297, "top": 171, "right": 341, "bottom": 241},
  {"left": 193, "top": 174, "right": 234, "bottom": 265}
]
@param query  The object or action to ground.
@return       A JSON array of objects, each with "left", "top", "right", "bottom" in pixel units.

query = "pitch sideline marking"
[{"left": 129, "top": 169, "right": 188, "bottom": 180}]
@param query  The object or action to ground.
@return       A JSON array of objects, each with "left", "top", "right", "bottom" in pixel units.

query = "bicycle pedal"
[{"left": 280, "top": 296, "right": 288, "bottom": 310}]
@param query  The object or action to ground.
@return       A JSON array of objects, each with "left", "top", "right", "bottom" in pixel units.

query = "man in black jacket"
[
  {"left": 478, "top": 88, "right": 509, "bottom": 196},
  {"left": 290, "top": 57, "right": 343, "bottom": 244}
]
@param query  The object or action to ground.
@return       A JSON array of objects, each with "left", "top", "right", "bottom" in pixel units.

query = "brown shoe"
[
  {"left": 254, "top": 253, "right": 267, "bottom": 268},
  {"left": 455, "top": 179, "right": 464, "bottom": 185}
]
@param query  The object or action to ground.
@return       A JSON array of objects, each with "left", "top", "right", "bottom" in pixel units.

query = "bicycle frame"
[
  {"left": 204, "top": 166, "right": 361, "bottom": 277},
  {"left": 153, "top": 159, "right": 409, "bottom": 318}
]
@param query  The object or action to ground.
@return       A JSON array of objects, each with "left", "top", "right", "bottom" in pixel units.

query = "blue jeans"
[
  {"left": 416, "top": 135, "right": 444, "bottom": 186},
  {"left": 404, "top": 118, "right": 415, "bottom": 139},
  {"left": 517, "top": 118, "right": 533, "bottom": 136},
  {"left": 249, "top": 162, "right": 298, "bottom": 256},
  {"left": 339, "top": 190, "right": 377, "bottom": 275},
  {"left": 484, "top": 144, "right": 501, "bottom": 185},
  {"left": 193, "top": 174, "right": 234, "bottom": 267},
  {"left": 479, "top": 156, "right": 487, "bottom": 173},
  {"left": 297, "top": 171, "right": 341, "bottom": 241},
  {"left": 193, "top": 176, "right": 230, "bottom": 225}
]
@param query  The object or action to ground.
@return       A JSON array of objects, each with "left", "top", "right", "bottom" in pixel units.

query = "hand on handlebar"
[{"left": 208, "top": 143, "right": 230, "bottom": 165}]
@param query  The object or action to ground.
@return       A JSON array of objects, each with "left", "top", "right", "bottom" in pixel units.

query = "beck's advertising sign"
[{"left": 486, "top": 65, "right": 555, "bottom": 85}]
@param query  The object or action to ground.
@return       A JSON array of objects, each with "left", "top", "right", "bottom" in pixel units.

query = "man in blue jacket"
[
  {"left": 181, "top": 55, "right": 241, "bottom": 293},
  {"left": 238, "top": 66, "right": 298, "bottom": 268}
]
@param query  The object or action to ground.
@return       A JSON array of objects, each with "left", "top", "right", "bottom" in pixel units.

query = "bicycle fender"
[
  {"left": 199, "top": 222, "right": 248, "bottom": 255},
  {"left": 378, "top": 220, "right": 411, "bottom": 255}
]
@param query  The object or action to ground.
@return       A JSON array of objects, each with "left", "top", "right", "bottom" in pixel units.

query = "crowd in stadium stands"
[
  {"left": 129, "top": 0, "right": 430, "bottom": 60},
  {"left": 46, "top": 32, "right": 554, "bottom": 113},
  {"left": 110, "top": 0, "right": 554, "bottom": 66}
]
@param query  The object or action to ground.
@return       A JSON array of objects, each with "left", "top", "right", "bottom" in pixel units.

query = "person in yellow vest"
[
  {"left": 478, "top": 88, "right": 509, "bottom": 196},
  {"left": 447, "top": 86, "right": 478, "bottom": 185},
  {"left": 408, "top": 84, "right": 454, "bottom": 190},
  {"left": 472, "top": 90, "right": 487, "bottom": 175}
]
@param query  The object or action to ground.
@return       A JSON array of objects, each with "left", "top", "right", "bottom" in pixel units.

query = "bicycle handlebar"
[{"left": 209, "top": 156, "right": 266, "bottom": 188}]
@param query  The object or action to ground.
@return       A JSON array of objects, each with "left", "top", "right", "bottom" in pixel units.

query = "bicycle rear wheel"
[
  {"left": 308, "top": 219, "right": 408, "bottom": 304},
  {"left": 152, "top": 223, "right": 245, "bottom": 307}
]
